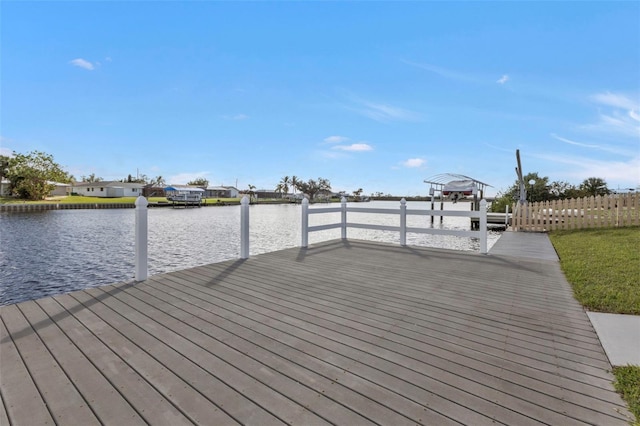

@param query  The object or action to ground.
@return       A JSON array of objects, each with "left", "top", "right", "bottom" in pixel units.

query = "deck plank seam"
[
  {"left": 226, "top": 263, "right": 602, "bottom": 349},
  {"left": 54, "top": 291, "right": 239, "bottom": 425},
  {"left": 248, "top": 251, "right": 596, "bottom": 328},
  {"left": 260, "top": 253, "right": 584, "bottom": 315},
  {"left": 198, "top": 275, "right": 619, "bottom": 399},
  {"left": 41, "top": 296, "right": 196, "bottom": 426},
  {"left": 175, "top": 258, "right": 608, "bottom": 372},
  {"left": 66, "top": 290, "right": 247, "bottom": 425},
  {"left": 21, "top": 300, "right": 140, "bottom": 425},
  {"left": 205, "top": 260, "right": 604, "bottom": 350},
  {"left": 149, "top": 273, "right": 623, "bottom": 425},
  {"left": 11, "top": 303, "right": 99, "bottom": 425},
  {"left": 144, "top": 275, "right": 506, "bottom": 426},
  {"left": 91, "top": 285, "right": 343, "bottom": 426},
  {"left": 230, "top": 255, "right": 593, "bottom": 324},
  {"left": 0, "top": 314, "right": 56, "bottom": 426},
  {"left": 127, "top": 282, "right": 449, "bottom": 426},
  {"left": 182, "top": 262, "right": 612, "bottom": 376},
  {"left": 173, "top": 273, "right": 625, "bottom": 418},
  {"left": 194, "top": 258, "right": 592, "bottom": 334}
]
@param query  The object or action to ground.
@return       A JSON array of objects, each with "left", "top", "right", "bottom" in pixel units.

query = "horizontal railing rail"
[
  {"left": 133, "top": 195, "right": 488, "bottom": 282},
  {"left": 302, "top": 197, "right": 488, "bottom": 253}
]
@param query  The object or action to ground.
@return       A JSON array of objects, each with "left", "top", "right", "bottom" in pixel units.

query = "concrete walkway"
[
  {"left": 490, "top": 231, "right": 640, "bottom": 367},
  {"left": 588, "top": 312, "right": 640, "bottom": 366}
]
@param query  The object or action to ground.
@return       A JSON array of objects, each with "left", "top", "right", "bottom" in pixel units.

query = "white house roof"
[
  {"left": 206, "top": 186, "right": 238, "bottom": 191},
  {"left": 47, "top": 181, "right": 71, "bottom": 187},
  {"left": 73, "top": 181, "right": 144, "bottom": 188}
]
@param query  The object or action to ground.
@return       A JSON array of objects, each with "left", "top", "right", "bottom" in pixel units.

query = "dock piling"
[
  {"left": 240, "top": 196, "right": 250, "bottom": 259},
  {"left": 135, "top": 195, "right": 148, "bottom": 281}
]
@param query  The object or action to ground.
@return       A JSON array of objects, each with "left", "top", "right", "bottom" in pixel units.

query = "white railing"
[
  {"left": 133, "top": 195, "right": 487, "bottom": 282},
  {"left": 301, "top": 197, "right": 488, "bottom": 254},
  {"left": 133, "top": 195, "right": 251, "bottom": 282}
]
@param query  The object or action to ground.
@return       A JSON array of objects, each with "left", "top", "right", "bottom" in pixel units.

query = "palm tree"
[
  {"left": 246, "top": 184, "right": 256, "bottom": 202},
  {"left": 278, "top": 176, "right": 290, "bottom": 198},
  {"left": 290, "top": 175, "right": 300, "bottom": 195}
]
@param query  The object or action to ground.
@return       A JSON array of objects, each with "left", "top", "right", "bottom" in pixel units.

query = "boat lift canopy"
[{"left": 423, "top": 173, "right": 492, "bottom": 201}]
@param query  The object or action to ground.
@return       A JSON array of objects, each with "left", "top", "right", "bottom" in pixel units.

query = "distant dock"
[{"left": 0, "top": 234, "right": 631, "bottom": 425}]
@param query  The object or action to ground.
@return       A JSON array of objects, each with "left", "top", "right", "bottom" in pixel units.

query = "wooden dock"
[{"left": 0, "top": 236, "right": 633, "bottom": 425}]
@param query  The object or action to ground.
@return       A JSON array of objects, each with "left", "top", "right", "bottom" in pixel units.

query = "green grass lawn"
[
  {"left": 613, "top": 366, "right": 640, "bottom": 425},
  {"left": 549, "top": 227, "right": 640, "bottom": 315},
  {"left": 549, "top": 226, "right": 640, "bottom": 424}
]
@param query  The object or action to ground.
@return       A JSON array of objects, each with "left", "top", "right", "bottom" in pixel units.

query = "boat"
[{"left": 442, "top": 179, "right": 476, "bottom": 201}]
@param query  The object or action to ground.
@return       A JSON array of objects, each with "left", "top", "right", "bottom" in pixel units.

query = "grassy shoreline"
[
  {"left": 549, "top": 226, "right": 640, "bottom": 424},
  {"left": 0, "top": 196, "right": 242, "bottom": 205}
]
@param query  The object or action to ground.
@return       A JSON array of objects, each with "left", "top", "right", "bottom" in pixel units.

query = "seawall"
[{"left": 0, "top": 203, "right": 135, "bottom": 212}]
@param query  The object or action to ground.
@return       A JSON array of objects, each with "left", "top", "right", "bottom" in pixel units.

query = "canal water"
[{"left": 0, "top": 201, "right": 501, "bottom": 305}]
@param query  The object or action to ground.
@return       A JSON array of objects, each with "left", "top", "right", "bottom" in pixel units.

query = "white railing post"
[
  {"left": 505, "top": 204, "right": 509, "bottom": 227},
  {"left": 480, "top": 199, "right": 488, "bottom": 254},
  {"left": 341, "top": 197, "right": 347, "bottom": 240},
  {"left": 240, "top": 196, "right": 250, "bottom": 259},
  {"left": 135, "top": 195, "right": 148, "bottom": 281},
  {"left": 301, "top": 197, "right": 309, "bottom": 247},
  {"left": 400, "top": 198, "right": 407, "bottom": 246}
]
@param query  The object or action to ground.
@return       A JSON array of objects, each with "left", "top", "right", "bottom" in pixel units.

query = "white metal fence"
[
  {"left": 301, "top": 197, "right": 488, "bottom": 254},
  {"left": 133, "top": 196, "right": 488, "bottom": 282}
]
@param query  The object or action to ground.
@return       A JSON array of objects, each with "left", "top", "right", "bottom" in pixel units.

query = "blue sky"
[{"left": 2, "top": 1, "right": 639, "bottom": 197}]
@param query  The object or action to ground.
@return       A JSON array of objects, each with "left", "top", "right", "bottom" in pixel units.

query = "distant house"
[
  {"left": 49, "top": 182, "right": 72, "bottom": 196},
  {"left": 205, "top": 186, "right": 240, "bottom": 198},
  {"left": 72, "top": 181, "right": 145, "bottom": 198},
  {"left": 255, "top": 189, "right": 279, "bottom": 199},
  {"left": 1, "top": 179, "right": 72, "bottom": 197}
]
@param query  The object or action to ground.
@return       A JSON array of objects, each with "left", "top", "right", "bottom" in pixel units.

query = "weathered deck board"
[{"left": 0, "top": 238, "right": 633, "bottom": 425}]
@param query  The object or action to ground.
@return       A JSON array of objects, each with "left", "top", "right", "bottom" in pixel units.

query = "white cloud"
[
  {"left": 401, "top": 158, "right": 426, "bottom": 168},
  {"left": 591, "top": 92, "right": 638, "bottom": 111},
  {"left": 324, "top": 135, "right": 349, "bottom": 144},
  {"left": 536, "top": 153, "right": 640, "bottom": 184},
  {"left": 332, "top": 143, "right": 373, "bottom": 152},
  {"left": 579, "top": 92, "right": 640, "bottom": 139},
  {"left": 222, "top": 114, "right": 249, "bottom": 120},
  {"left": 551, "top": 133, "right": 635, "bottom": 156},
  {"left": 497, "top": 75, "right": 509, "bottom": 84},
  {"left": 69, "top": 58, "right": 95, "bottom": 70},
  {"left": 551, "top": 133, "right": 601, "bottom": 149},
  {"left": 582, "top": 112, "right": 640, "bottom": 138}
]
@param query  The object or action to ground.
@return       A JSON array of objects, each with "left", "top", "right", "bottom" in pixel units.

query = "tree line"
[
  {"left": 490, "top": 172, "right": 615, "bottom": 212},
  {"left": 2, "top": 150, "right": 623, "bottom": 205},
  {"left": 0, "top": 150, "right": 214, "bottom": 200},
  {"left": 272, "top": 176, "right": 332, "bottom": 201}
]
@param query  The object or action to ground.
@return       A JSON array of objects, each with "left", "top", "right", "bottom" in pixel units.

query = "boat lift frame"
[{"left": 423, "top": 173, "right": 492, "bottom": 229}]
